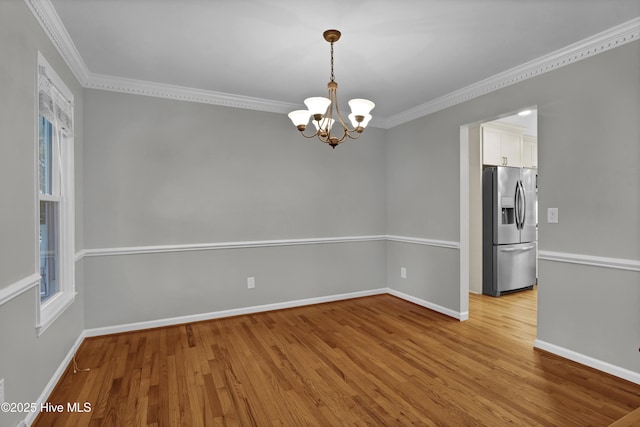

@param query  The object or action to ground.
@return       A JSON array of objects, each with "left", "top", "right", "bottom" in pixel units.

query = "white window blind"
[{"left": 38, "top": 64, "right": 73, "bottom": 136}]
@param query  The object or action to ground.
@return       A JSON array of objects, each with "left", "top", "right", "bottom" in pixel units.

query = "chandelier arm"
[
  {"left": 336, "top": 129, "right": 350, "bottom": 144},
  {"left": 330, "top": 101, "right": 348, "bottom": 143},
  {"left": 299, "top": 129, "right": 320, "bottom": 139},
  {"left": 326, "top": 82, "right": 355, "bottom": 144},
  {"left": 345, "top": 131, "right": 362, "bottom": 140},
  {"left": 323, "top": 88, "right": 335, "bottom": 142},
  {"left": 314, "top": 115, "right": 334, "bottom": 144},
  {"left": 332, "top": 99, "right": 356, "bottom": 133}
]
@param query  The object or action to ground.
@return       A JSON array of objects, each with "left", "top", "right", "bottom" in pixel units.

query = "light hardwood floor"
[{"left": 35, "top": 289, "right": 640, "bottom": 426}]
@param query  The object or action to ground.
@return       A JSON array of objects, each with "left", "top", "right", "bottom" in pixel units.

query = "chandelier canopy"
[{"left": 288, "top": 29, "right": 375, "bottom": 149}]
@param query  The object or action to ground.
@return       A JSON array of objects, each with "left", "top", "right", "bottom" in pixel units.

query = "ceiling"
[
  {"left": 494, "top": 110, "right": 537, "bottom": 137},
  {"left": 47, "top": 0, "right": 640, "bottom": 126}
]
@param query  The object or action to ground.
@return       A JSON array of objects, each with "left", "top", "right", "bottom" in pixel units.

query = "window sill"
[{"left": 36, "top": 291, "right": 77, "bottom": 336}]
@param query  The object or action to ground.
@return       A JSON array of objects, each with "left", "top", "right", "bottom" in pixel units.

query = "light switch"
[{"left": 547, "top": 208, "right": 558, "bottom": 224}]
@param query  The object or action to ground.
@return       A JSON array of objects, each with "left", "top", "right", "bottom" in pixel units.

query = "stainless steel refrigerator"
[{"left": 482, "top": 166, "right": 537, "bottom": 296}]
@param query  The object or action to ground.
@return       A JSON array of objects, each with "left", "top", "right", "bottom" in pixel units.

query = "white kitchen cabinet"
[
  {"left": 522, "top": 135, "right": 538, "bottom": 168},
  {"left": 482, "top": 123, "right": 523, "bottom": 167},
  {"left": 482, "top": 126, "right": 506, "bottom": 166},
  {"left": 482, "top": 123, "right": 537, "bottom": 168}
]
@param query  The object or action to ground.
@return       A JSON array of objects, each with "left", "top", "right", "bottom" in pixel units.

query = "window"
[
  {"left": 36, "top": 52, "right": 75, "bottom": 334},
  {"left": 39, "top": 117, "right": 59, "bottom": 301}
]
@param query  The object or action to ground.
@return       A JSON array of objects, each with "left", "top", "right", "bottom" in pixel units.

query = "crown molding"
[
  {"left": 383, "top": 17, "right": 640, "bottom": 128},
  {"left": 85, "top": 73, "right": 299, "bottom": 114},
  {"left": 24, "top": 0, "right": 90, "bottom": 85},
  {"left": 26, "top": 1, "right": 639, "bottom": 128}
]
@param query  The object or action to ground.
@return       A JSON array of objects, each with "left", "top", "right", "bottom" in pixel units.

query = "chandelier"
[{"left": 288, "top": 29, "right": 375, "bottom": 149}]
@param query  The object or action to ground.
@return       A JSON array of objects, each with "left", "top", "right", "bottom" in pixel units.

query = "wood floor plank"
[
  {"left": 33, "top": 290, "right": 640, "bottom": 426},
  {"left": 610, "top": 406, "right": 640, "bottom": 427}
]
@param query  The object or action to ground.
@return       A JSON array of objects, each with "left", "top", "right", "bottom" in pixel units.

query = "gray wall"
[
  {"left": 82, "top": 90, "right": 388, "bottom": 328},
  {"left": 83, "top": 91, "right": 387, "bottom": 246},
  {"left": 386, "top": 242, "right": 460, "bottom": 309},
  {"left": 537, "top": 44, "right": 639, "bottom": 258},
  {"left": 2, "top": 4, "right": 638, "bottom": 423},
  {"left": 0, "top": 1, "right": 84, "bottom": 426},
  {"left": 536, "top": 41, "right": 639, "bottom": 371},
  {"left": 84, "top": 242, "right": 387, "bottom": 328},
  {"left": 385, "top": 111, "right": 462, "bottom": 311},
  {"left": 386, "top": 41, "right": 639, "bottom": 372}
]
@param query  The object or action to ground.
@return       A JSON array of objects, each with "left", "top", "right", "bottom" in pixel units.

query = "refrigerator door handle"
[
  {"left": 515, "top": 181, "right": 522, "bottom": 230},
  {"left": 514, "top": 182, "right": 521, "bottom": 229},
  {"left": 499, "top": 244, "right": 536, "bottom": 252},
  {"left": 519, "top": 180, "right": 526, "bottom": 229}
]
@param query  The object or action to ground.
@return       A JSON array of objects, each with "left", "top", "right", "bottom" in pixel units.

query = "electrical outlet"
[
  {"left": 0, "top": 378, "right": 5, "bottom": 404},
  {"left": 547, "top": 208, "right": 559, "bottom": 224},
  {"left": 247, "top": 277, "right": 255, "bottom": 289},
  {"left": 400, "top": 267, "right": 407, "bottom": 279}
]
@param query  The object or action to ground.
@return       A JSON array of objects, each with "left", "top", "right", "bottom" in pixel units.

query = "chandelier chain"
[{"left": 330, "top": 41, "right": 335, "bottom": 82}]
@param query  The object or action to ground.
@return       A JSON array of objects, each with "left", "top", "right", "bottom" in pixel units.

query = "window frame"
[{"left": 35, "top": 52, "right": 76, "bottom": 335}]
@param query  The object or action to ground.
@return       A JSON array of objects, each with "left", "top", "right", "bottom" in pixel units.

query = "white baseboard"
[
  {"left": 534, "top": 339, "right": 640, "bottom": 385},
  {"left": 386, "top": 288, "right": 467, "bottom": 320},
  {"left": 83, "top": 288, "right": 467, "bottom": 338},
  {"left": 85, "top": 288, "right": 388, "bottom": 337},
  {"left": 22, "top": 331, "right": 87, "bottom": 426}
]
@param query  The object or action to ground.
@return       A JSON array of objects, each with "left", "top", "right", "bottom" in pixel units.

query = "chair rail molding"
[
  {"left": 0, "top": 272, "right": 40, "bottom": 306},
  {"left": 538, "top": 250, "right": 640, "bottom": 272},
  {"left": 82, "top": 235, "right": 389, "bottom": 257},
  {"left": 386, "top": 235, "right": 460, "bottom": 249},
  {"left": 79, "top": 235, "right": 463, "bottom": 258}
]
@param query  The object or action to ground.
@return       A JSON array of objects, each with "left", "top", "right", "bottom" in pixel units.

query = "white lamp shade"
[
  {"left": 288, "top": 110, "right": 311, "bottom": 126},
  {"left": 304, "top": 97, "right": 331, "bottom": 116},
  {"left": 349, "top": 113, "right": 372, "bottom": 129},
  {"left": 312, "top": 117, "right": 335, "bottom": 131},
  {"left": 348, "top": 99, "right": 375, "bottom": 116}
]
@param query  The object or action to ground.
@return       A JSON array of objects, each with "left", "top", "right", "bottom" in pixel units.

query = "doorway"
[{"left": 460, "top": 108, "right": 538, "bottom": 317}]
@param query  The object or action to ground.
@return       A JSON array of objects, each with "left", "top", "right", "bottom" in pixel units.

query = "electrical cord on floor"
[{"left": 73, "top": 356, "right": 90, "bottom": 374}]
